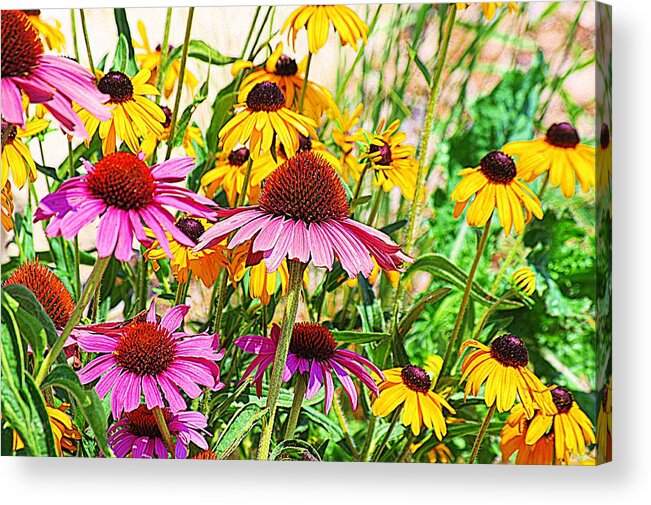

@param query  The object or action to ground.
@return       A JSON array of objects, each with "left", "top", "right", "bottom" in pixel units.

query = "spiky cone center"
[
  {"left": 124, "top": 404, "right": 172, "bottom": 438},
  {"left": 370, "top": 141, "right": 393, "bottom": 166},
  {"left": 275, "top": 54, "right": 298, "bottom": 76},
  {"left": 600, "top": 123, "right": 610, "bottom": 149},
  {"left": 246, "top": 81, "right": 285, "bottom": 112},
  {"left": 193, "top": 449, "right": 219, "bottom": 460},
  {"left": 228, "top": 147, "right": 250, "bottom": 166},
  {"left": 545, "top": 122, "right": 580, "bottom": 148},
  {"left": 289, "top": 323, "right": 337, "bottom": 361},
  {"left": 115, "top": 321, "right": 177, "bottom": 376},
  {"left": 1, "top": 10, "right": 44, "bottom": 78},
  {"left": 258, "top": 151, "right": 349, "bottom": 223},
  {"left": 551, "top": 387, "right": 574, "bottom": 414},
  {"left": 176, "top": 217, "right": 205, "bottom": 244},
  {"left": 490, "top": 334, "right": 529, "bottom": 368},
  {"left": 87, "top": 152, "right": 155, "bottom": 210},
  {"left": 3, "top": 261, "right": 75, "bottom": 330},
  {"left": 479, "top": 151, "right": 517, "bottom": 184},
  {"left": 98, "top": 71, "right": 134, "bottom": 104},
  {"left": 401, "top": 365, "right": 431, "bottom": 393}
]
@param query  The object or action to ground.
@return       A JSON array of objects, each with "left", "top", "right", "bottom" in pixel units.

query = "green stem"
[
  {"left": 237, "top": 157, "right": 254, "bottom": 207},
  {"left": 388, "top": 5, "right": 457, "bottom": 353},
  {"left": 360, "top": 415, "right": 376, "bottom": 461},
  {"left": 468, "top": 403, "right": 496, "bottom": 464},
  {"left": 79, "top": 9, "right": 95, "bottom": 77},
  {"left": 332, "top": 393, "right": 360, "bottom": 459},
  {"left": 246, "top": 6, "right": 273, "bottom": 61},
  {"left": 372, "top": 407, "right": 401, "bottom": 462},
  {"left": 284, "top": 374, "right": 307, "bottom": 439},
  {"left": 212, "top": 271, "right": 229, "bottom": 334},
  {"left": 136, "top": 257, "right": 148, "bottom": 313},
  {"left": 473, "top": 290, "right": 514, "bottom": 340},
  {"left": 257, "top": 260, "right": 307, "bottom": 460},
  {"left": 174, "top": 274, "right": 191, "bottom": 306},
  {"left": 35, "top": 257, "right": 110, "bottom": 386},
  {"left": 70, "top": 10, "right": 80, "bottom": 62},
  {"left": 155, "top": 8, "right": 173, "bottom": 105},
  {"left": 241, "top": 7, "right": 261, "bottom": 59},
  {"left": 165, "top": 7, "right": 194, "bottom": 160},
  {"left": 367, "top": 189, "right": 383, "bottom": 227},
  {"left": 67, "top": 140, "right": 81, "bottom": 301},
  {"left": 152, "top": 406, "right": 176, "bottom": 458},
  {"left": 350, "top": 164, "right": 370, "bottom": 214},
  {"left": 298, "top": 52, "right": 313, "bottom": 113},
  {"left": 441, "top": 219, "right": 491, "bottom": 375}
]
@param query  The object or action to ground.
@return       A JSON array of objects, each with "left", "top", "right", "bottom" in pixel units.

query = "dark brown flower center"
[
  {"left": 479, "top": 151, "right": 517, "bottom": 184},
  {"left": 401, "top": 365, "right": 431, "bottom": 393},
  {"left": 275, "top": 54, "right": 299, "bottom": 76},
  {"left": 289, "top": 323, "right": 337, "bottom": 361},
  {"left": 246, "top": 81, "right": 285, "bottom": 112},
  {"left": 551, "top": 387, "right": 574, "bottom": 414},
  {"left": 1, "top": 10, "right": 44, "bottom": 78},
  {"left": 258, "top": 151, "right": 349, "bottom": 223},
  {"left": 98, "top": 71, "right": 134, "bottom": 103},
  {"left": 3, "top": 260, "right": 75, "bottom": 330},
  {"left": 1, "top": 122, "right": 18, "bottom": 147},
  {"left": 545, "top": 122, "right": 580, "bottom": 148},
  {"left": 490, "top": 334, "right": 529, "bottom": 368},
  {"left": 160, "top": 105, "right": 173, "bottom": 128},
  {"left": 87, "top": 152, "right": 155, "bottom": 210},
  {"left": 115, "top": 321, "right": 177, "bottom": 376},
  {"left": 228, "top": 147, "right": 250, "bottom": 166},
  {"left": 279, "top": 133, "right": 312, "bottom": 158},
  {"left": 21, "top": 10, "right": 42, "bottom": 16},
  {"left": 600, "top": 123, "right": 610, "bottom": 149},
  {"left": 370, "top": 141, "right": 393, "bottom": 166},
  {"left": 176, "top": 217, "right": 205, "bottom": 244},
  {"left": 124, "top": 404, "right": 172, "bottom": 438}
]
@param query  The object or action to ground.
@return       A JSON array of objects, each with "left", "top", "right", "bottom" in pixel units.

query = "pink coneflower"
[
  {"left": 77, "top": 301, "right": 224, "bottom": 417},
  {"left": 195, "top": 151, "right": 411, "bottom": 278},
  {"left": 1, "top": 10, "right": 110, "bottom": 136},
  {"left": 235, "top": 322, "right": 384, "bottom": 413},
  {"left": 108, "top": 404, "right": 210, "bottom": 459},
  {"left": 34, "top": 151, "right": 218, "bottom": 262}
]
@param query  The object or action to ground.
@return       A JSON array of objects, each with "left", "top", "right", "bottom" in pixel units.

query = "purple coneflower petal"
[{"left": 160, "top": 305, "right": 189, "bottom": 332}]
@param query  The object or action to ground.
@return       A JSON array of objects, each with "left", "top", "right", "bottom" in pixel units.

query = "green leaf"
[
  {"left": 163, "top": 41, "right": 236, "bottom": 74},
  {"left": 331, "top": 330, "right": 389, "bottom": 345},
  {"left": 3, "top": 285, "right": 61, "bottom": 367},
  {"left": 41, "top": 365, "right": 112, "bottom": 457},
  {"left": 398, "top": 287, "right": 452, "bottom": 337},
  {"left": 406, "top": 254, "right": 523, "bottom": 310},
  {"left": 23, "top": 374, "right": 58, "bottom": 456},
  {"left": 1, "top": 293, "right": 25, "bottom": 390},
  {"left": 206, "top": 81, "right": 238, "bottom": 153},
  {"left": 407, "top": 43, "right": 432, "bottom": 84},
  {"left": 35, "top": 163, "right": 62, "bottom": 182},
  {"left": 301, "top": 406, "right": 344, "bottom": 440},
  {"left": 111, "top": 33, "right": 130, "bottom": 73},
  {"left": 270, "top": 439, "right": 321, "bottom": 461},
  {"left": 113, "top": 8, "right": 138, "bottom": 75},
  {"left": 214, "top": 403, "right": 267, "bottom": 459},
  {"left": 171, "top": 78, "right": 210, "bottom": 147}
]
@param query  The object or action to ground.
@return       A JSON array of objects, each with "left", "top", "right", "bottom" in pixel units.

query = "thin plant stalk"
[
  {"left": 152, "top": 406, "right": 176, "bottom": 458},
  {"left": 360, "top": 415, "right": 376, "bottom": 461},
  {"left": 473, "top": 289, "right": 515, "bottom": 340},
  {"left": 372, "top": 407, "right": 401, "bottom": 462},
  {"left": 211, "top": 272, "right": 229, "bottom": 334},
  {"left": 34, "top": 256, "right": 111, "bottom": 386},
  {"left": 441, "top": 219, "right": 491, "bottom": 375},
  {"left": 67, "top": 140, "right": 81, "bottom": 301},
  {"left": 165, "top": 7, "right": 194, "bottom": 160},
  {"left": 298, "top": 52, "right": 313, "bottom": 113},
  {"left": 332, "top": 393, "right": 359, "bottom": 459},
  {"left": 468, "top": 403, "right": 496, "bottom": 464},
  {"left": 174, "top": 273, "right": 192, "bottom": 306},
  {"left": 70, "top": 10, "right": 80, "bottom": 62},
  {"left": 79, "top": 9, "right": 96, "bottom": 77},
  {"left": 155, "top": 8, "right": 173, "bottom": 105},
  {"left": 257, "top": 260, "right": 307, "bottom": 460},
  {"left": 388, "top": 5, "right": 457, "bottom": 353},
  {"left": 284, "top": 374, "right": 307, "bottom": 439}
]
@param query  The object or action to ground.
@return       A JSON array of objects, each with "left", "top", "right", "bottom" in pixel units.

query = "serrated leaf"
[
  {"left": 398, "top": 287, "right": 452, "bottom": 337},
  {"left": 270, "top": 439, "right": 321, "bottom": 461},
  {"left": 214, "top": 403, "right": 267, "bottom": 459},
  {"left": 41, "top": 365, "right": 112, "bottom": 457},
  {"left": 406, "top": 254, "right": 523, "bottom": 309},
  {"left": 163, "top": 40, "right": 235, "bottom": 75}
]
